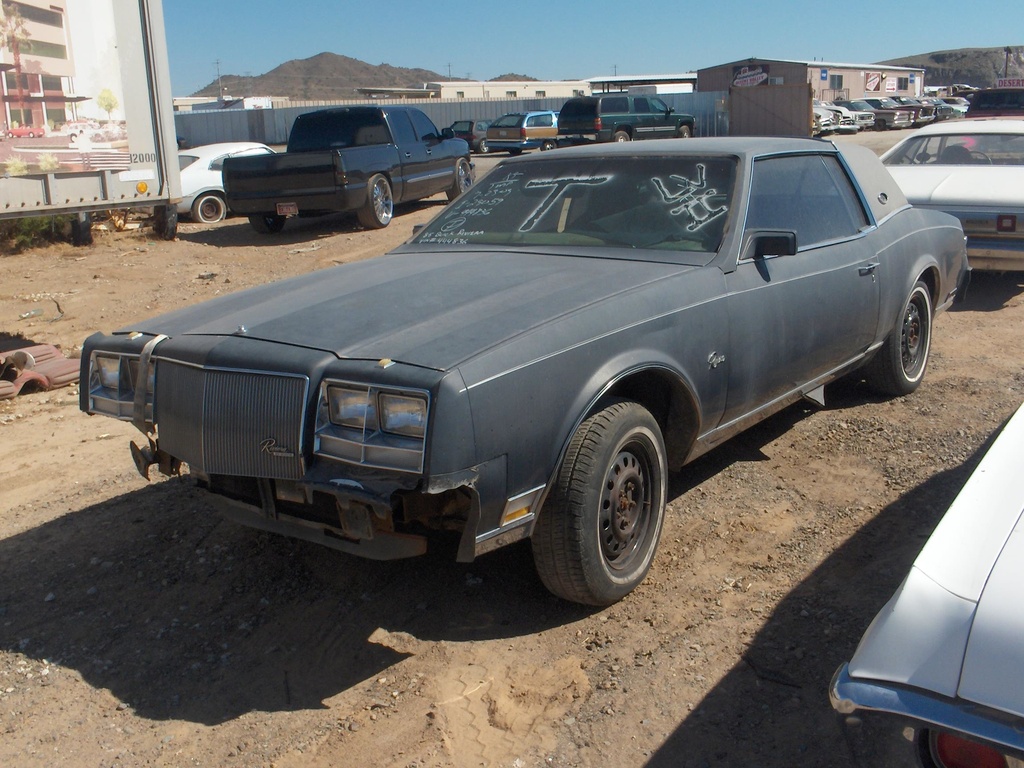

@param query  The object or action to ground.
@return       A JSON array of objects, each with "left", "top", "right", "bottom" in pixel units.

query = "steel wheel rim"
[
  {"left": 372, "top": 179, "right": 393, "bottom": 224},
  {"left": 901, "top": 293, "right": 926, "bottom": 377},
  {"left": 199, "top": 199, "right": 222, "bottom": 222},
  {"left": 599, "top": 443, "right": 653, "bottom": 570}
]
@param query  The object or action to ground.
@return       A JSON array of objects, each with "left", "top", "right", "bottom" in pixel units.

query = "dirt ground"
[{"left": 1, "top": 134, "right": 1023, "bottom": 768}]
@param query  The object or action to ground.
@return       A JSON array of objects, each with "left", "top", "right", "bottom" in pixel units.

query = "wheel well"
[
  {"left": 600, "top": 368, "right": 699, "bottom": 468},
  {"left": 613, "top": 126, "right": 633, "bottom": 137},
  {"left": 918, "top": 266, "right": 939, "bottom": 308}
]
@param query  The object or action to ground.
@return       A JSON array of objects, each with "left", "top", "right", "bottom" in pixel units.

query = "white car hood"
[
  {"left": 848, "top": 402, "right": 1024, "bottom": 718},
  {"left": 887, "top": 165, "right": 1024, "bottom": 209}
]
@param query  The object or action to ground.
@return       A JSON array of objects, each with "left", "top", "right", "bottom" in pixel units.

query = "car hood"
[
  {"left": 886, "top": 165, "right": 1024, "bottom": 208},
  {"left": 121, "top": 248, "right": 694, "bottom": 372},
  {"left": 848, "top": 402, "right": 1024, "bottom": 718}
]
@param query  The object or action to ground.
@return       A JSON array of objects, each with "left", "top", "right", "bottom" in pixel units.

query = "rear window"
[
  {"left": 287, "top": 110, "right": 390, "bottom": 152},
  {"left": 968, "top": 90, "right": 1024, "bottom": 114},
  {"left": 492, "top": 114, "right": 525, "bottom": 128},
  {"left": 558, "top": 99, "right": 597, "bottom": 119},
  {"left": 600, "top": 96, "right": 629, "bottom": 113}
]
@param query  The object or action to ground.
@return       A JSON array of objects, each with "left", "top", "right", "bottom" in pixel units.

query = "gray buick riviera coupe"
[{"left": 81, "top": 138, "right": 969, "bottom": 605}]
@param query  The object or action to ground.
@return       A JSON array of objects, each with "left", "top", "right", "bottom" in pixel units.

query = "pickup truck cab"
[{"left": 223, "top": 105, "right": 472, "bottom": 232}]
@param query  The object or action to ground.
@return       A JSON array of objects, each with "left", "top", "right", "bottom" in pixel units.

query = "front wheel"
[
  {"left": 248, "top": 213, "right": 286, "bottom": 234},
  {"left": 446, "top": 157, "right": 472, "bottom": 201},
  {"left": 191, "top": 193, "right": 227, "bottom": 223},
  {"left": 357, "top": 174, "right": 393, "bottom": 229},
  {"left": 677, "top": 125, "right": 692, "bottom": 138},
  {"left": 532, "top": 400, "right": 667, "bottom": 606},
  {"left": 865, "top": 280, "right": 933, "bottom": 396}
]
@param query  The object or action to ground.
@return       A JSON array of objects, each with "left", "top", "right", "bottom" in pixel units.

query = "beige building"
[
  {"left": 697, "top": 58, "right": 927, "bottom": 102},
  {"left": 427, "top": 80, "right": 591, "bottom": 100}
]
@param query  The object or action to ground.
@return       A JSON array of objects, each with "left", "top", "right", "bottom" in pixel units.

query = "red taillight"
[
  {"left": 595, "top": 117, "right": 602, "bottom": 131},
  {"left": 934, "top": 731, "right": 1007, "bottom": 768},
  {"left": 520, "top": 127, "right": 527, "bottom": 139}
]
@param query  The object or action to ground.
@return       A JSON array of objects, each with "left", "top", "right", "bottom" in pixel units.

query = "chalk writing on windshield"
[
  {"left": 519, "top": 176, "right": 611, "bottom": 231},
  {"left": 651, "top": 164, "right": 727, "bottom": 232}
]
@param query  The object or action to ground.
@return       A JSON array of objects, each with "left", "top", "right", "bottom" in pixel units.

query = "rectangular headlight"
[
  {"left": 379, "top": 393, "right": 427, "bottom": 438},
  {"left": 328, "top": 385, "right": 376, "bottom": 430},
  {"left": 95, "top": 355, "right": 123, "bottom": 389}
]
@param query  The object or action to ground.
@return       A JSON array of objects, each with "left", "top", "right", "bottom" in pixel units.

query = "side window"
[
  {"left": 602, "top": 96, "right": 628, "bottom": 113},
  {"left": 651, "top": 97, "right": 669, "bottom": 113},
  {"left": 746, "top": 154, "right": 869, "bottom": 249},
  {"left": 529, "top": 113, "right": 553, "bottom": 128},
  {"left": 408, "top": 110, "right": 441, "bottom": 141},
  {"left": 388, "top": 111, "right": 418, "bottom": 146},
  {"left": 633, "top": 97, "right": 650, "bottom": 113}
]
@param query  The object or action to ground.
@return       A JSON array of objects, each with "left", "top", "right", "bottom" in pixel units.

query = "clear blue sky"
[{"left": 162, "top": 0, "right": 1019, "bottom": 96}]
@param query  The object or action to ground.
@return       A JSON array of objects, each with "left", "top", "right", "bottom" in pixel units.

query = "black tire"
[
  {"left": 476, "top": 138, "right": 489, "bottom": 154},
  {"left": 875, "top": 118, "right": 888, "bottom": 131},
  {"left": 540, "top": 139, "right": 556, "bottom": 151},
  {"left": 357, "top": 174, "right": 393, "bottom": 229},
  {"left": 71, "top": 212, "right": 93, "bottom": 247},
  {"left": 446, "top": 157, "right": 472, "bottom": 202},
  {"left": 248, "top": 213, "right": 286, "bottom": 234},
  {"left": 532, "top": 400, "right": 667, "bottom": 606},
  {"left": 677, "top": 125, "right": 692, "bottom": 138},
  {"left": 613, "top": 130, "right": 631, "bottom": 142},
  {"left": 152, "top": 204, "right": 178, "bottom": 240},
  {"left": 191, "top": 193, "right": 227, "bottom": 223},
  {"left": 865, "top": 280, "right": 933, "bottom": 396}
]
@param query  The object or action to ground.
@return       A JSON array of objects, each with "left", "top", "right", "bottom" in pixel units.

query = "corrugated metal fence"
[{"left": 173, "top": 92, "right": 728, "bottom": 148}]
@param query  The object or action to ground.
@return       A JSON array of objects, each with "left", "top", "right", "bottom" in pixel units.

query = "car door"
[
  {"left": 642, "top": 97, "right": 677, "bottom": 139},
  {"left": 720, "top": 152, "right": 880, "bottom": 423}
]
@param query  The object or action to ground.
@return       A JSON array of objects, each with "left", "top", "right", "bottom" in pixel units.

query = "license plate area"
[{"left": 276, "top": 202, "right": 298, "bottom": 216}]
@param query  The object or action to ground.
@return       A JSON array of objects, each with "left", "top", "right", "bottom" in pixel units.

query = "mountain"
[
  {"left": 192, "top": 52, "right": 448, "bottom": 100},
  {"left": 881, "top": 45, "right": 1024, "bottom": 89}
]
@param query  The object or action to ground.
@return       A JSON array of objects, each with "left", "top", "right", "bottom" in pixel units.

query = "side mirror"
[
  {"left": 746, "top": 229, "right": 798, "bottom": 259},
  {"left": 441, "top": 127, "right": 455, "bottom": 140}
]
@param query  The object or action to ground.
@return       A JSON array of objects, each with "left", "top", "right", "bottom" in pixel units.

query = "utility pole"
[{"left": 215, "top": 59, "right": 224, "bottom": 100}]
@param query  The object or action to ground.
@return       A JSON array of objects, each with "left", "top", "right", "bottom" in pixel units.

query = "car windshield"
[
  {"left": 844, "top": 101, "right": 872, "bottom": 110},
  {"left": 412, "top": 155, "right": 737, "bottom": 254},
  {"left": 884, "top": 133, "right": 1024, "bottom": 166}
]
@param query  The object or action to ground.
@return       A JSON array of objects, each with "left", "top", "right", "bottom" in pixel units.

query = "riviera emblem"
[{"left": 259, "top": 438, "right": 295, "bottom": 458}]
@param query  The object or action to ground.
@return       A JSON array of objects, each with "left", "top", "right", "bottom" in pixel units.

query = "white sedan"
[
  {"left": 178, "top": 142, "right": 274, "bottom": 223},
  {"left": 831, "top": 401, "right": 1024, "bottom": 768},
  {"left": 882, "top": 119, "right": 1024, "bottom": 271}
]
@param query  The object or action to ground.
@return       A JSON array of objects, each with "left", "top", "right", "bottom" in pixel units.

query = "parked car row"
[{"left": 447, "top": 94, "right": 697, "bottom": 156}]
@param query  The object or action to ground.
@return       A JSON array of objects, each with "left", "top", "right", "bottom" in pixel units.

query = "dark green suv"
[{"left": 557, "top": 94, "right": 695, "bottom": 143}]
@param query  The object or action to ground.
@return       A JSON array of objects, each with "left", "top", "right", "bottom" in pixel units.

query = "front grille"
[{"left": 155, "top": 361, "right": 308, "bottom": 480}]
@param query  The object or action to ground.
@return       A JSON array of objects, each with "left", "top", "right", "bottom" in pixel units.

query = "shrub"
[
  {"left": 4, "top": 158, "right": 29, "bottom": 176},
  {"left": 38, "top": 154, "right": 61, "bottom": 172},
  {"left": 0, "top": 215, "right": 76, "bottom": 254}
]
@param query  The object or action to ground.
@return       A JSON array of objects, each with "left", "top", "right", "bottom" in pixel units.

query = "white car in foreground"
[
  {"left": 882, "top": 119, "right": 1024, "bottom": 271},
  {"left": 831, "top": 401, "right": 1024, "bottom": 768},
  {"left": 178, "top": 142, "right": 274, "bottom": 223}
]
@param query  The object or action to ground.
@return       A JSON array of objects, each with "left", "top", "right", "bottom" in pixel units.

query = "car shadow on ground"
[
  {"left": 950, "top": 270, "right": 1024, "bottom": 312},
  {"left": 645, "top": 432, "right": 996, "bottom": 768},
  {"left": 0, "top": 475, "right": 591, "bottom": 726}
]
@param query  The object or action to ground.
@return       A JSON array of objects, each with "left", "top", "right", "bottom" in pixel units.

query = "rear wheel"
[
  {"left": 613, "top": 130, "right": 631, "bottom": 142},
  {"left": 248, "top": 213, "right": 286, "bottom": 234},
  {"left": 357, "top": 174, "right": 393, "bottom": 229},
  {"left": 191, "top": 193, "right": 227, "bottom": 223},
  {"left": 446, "top": 157, "right": 472, "bottom": 201},
  {"left": 476, "top": 138, "right": 489, "bottom": 154},
  {"left": 865, "top": 280, "right": 932, "bottom": 395},
  {"left": 540, "top": 139, "right": 557, "bottom": 151},
  {"left": 532, "top": 400, "right": 667, "bottom": 606}
]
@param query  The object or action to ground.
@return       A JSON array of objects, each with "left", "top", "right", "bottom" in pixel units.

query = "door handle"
[{"left": 858, "top": 262, "right": 880, "bottom": 276}]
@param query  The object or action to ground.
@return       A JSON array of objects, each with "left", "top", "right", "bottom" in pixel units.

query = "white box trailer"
[{"left": 0, "top": 0, "right": 181, "bottom": 241}]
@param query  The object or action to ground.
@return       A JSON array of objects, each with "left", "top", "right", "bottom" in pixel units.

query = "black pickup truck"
[{"left": 223, "top": 105, "right": 473, "bottom": 233}]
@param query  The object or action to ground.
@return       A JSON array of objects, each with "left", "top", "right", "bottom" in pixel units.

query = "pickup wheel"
[
  {"left": 875, "top": 118, "right": 889, "bottom": 131},
  {"left": 677, "top": 125, "right": 692, "bottom": 138},
  {"left": 865, "top": 280, "right": 933, "bottom": 396},
  {"left": 357, "top": 174, "right": 393, "bottom": 229},
  {"left": 191, "top": 193, "right": 227, "bottom": 223},
  {"left": 613, "top": 130, "right": 631, "bottom": 142},
  {"left": 248, "top": 213, "right": 286, "bottom": 234},
  {"left": 446, "top": 158, "right": 472, "bottom": 201},
  {"left": 532, "top": 400, "right": 667, "bottom": 606}
]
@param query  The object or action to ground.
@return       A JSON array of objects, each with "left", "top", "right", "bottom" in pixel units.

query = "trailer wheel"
[
  {"left": 153, "top": 204, "right": 177, "bottom": 240},
  {"left": 248, "top": 213, "right": 286, "bottom": 234}
]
